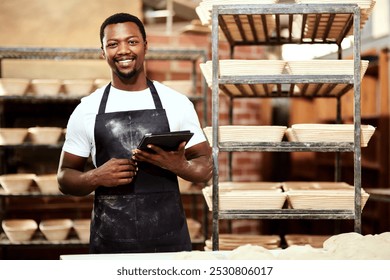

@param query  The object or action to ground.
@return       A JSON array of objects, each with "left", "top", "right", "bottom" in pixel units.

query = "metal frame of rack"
[{"left": 209, "top": 3, "right": 362, "bottom": 250}]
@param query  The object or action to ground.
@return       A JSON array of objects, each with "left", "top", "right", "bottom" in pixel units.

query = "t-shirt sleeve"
[
  {"left": 179, "top": 98, "right": 207, "bottom": 148},
  {"left": 62, "top": 104, "right": 92, "bottom": 158}
]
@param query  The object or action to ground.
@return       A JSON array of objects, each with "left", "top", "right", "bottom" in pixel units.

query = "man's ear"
[
  {"left": 101, "top": 48, "right": 106, "bottom": 59},
  {"left": 144, "top": 41, "right": 148, "bottom": 52}
]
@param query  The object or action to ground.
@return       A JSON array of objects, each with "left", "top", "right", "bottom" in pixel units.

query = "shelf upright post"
[
  {"left": 211, "top": 4, "right": 220, "bottom": 251},
  {"left": 353, "top": 4, "right": 362, "bottom": 233},
  {"left": 335, "top": 95, "right": 342, "bottom": 182},
  {"left": 335, "top": 43, "right": 343, "bottom": 183},
  {"left": 201, "top": 50, "right": 209, "bottom": 127},
  {"left": 200, "top": 50, "right": 208, "bottom": 126}
]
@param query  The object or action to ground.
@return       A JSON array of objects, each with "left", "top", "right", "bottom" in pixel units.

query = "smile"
[{"left": 117, "top": 59, "right": 134, "bottom": 67}]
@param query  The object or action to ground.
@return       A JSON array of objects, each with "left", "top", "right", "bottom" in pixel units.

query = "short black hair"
[{"left": 100, "top": 13, "right": 146, "bottom": 47}]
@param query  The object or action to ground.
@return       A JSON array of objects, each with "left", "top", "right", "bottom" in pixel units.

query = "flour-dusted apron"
[{"left": 90, "top": 80, "right": 191, "bottom": 253}]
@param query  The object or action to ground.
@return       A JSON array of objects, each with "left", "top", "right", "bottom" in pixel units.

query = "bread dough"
[
  {"left": 276, "top": 245, "right": 332, "bottom": 260},
  {"left": 323, "top": 232, "right": 390, "bottom": 259},
  {"left": 228, "top": 244, "right": 276, "bottom": 260},
  {"left": 174, "top": 250, "right": 224, "bottom": 260},
  {"left": 323, "top": 232, "right": 362, "bottom": 253},
  {"left": 175, "top": 232, "right": 390, "bottom": 260}
]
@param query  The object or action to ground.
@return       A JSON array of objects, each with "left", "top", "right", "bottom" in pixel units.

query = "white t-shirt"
[{"left": 62, "top": 81, "right": 206, "bottom": 166}]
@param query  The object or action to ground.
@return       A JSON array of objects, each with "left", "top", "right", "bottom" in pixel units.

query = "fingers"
[
  {"left": 116, "top": 169, "right": 137, "bottom": 179},
  {"left": 115, "top": 158, "right": 137, "bottom": 167},
  {"left": 177, "top": 141, "right": 187, "bottom": 151},
  {"left": 119, "top": 159, "right": 138, "bottom": 170},
  {"left": 103, "top": 158, "right": 138, "bottom": 186},
  {"left": 132, "top": 141, "right": 186, "bottom": 160},
  {"left": 119, "top": 159, "right": 138, "bottom": 178}
]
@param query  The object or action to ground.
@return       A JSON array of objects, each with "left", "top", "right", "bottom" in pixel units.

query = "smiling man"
[{"left": 57, "top": 13, "right": 212, "bottom": 254}]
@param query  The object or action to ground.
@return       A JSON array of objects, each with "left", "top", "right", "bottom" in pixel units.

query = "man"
[{"left": 57, "top": 13, "right": 212, "bottom": 254}]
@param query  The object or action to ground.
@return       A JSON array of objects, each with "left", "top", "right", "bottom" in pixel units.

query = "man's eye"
[
  {"left": 129, "top": 40, "right": 139, "bottom": 46},
  {"left": 107, "top": 43, "right": 117, "bottom": 48}
]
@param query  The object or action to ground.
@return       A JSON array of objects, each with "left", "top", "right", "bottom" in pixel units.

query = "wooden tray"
[
  {"left": 284, "top": 234, "right": 331, "bottom": 248},
  {"left": 282, "top": 181, "right": 353, "bottom": 191},
  {"left": 297, "top": 0, "right": 376, "bottom": 39},
  {"left": 203, "top": 125, "right": 287, "bottom": 143},
  {"left": 286, "top": 60, "right": 369, "bottom": 96},
  {"left": 205, "top": 233, "right": 281, "bottom": 250},
  {"left": 200, "top": 60, "right": 286, "bottom": 96},
  {"left": 202, "top": 185, "right": 287, "bottom": 211},
  {"left": 290, "top": 124, "right": 375, "bottom": 147},
  {"left": 286, "top": 189, "right": 370, "bottom": 210}
]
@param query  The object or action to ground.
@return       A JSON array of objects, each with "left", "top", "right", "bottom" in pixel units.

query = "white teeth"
[{"left": 118, "top": 59, "right": 133, "bottom": 66}]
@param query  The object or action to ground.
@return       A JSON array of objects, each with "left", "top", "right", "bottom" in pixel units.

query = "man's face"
[{"left": 101, "top": 22, "right": 147, "bottom": 81}]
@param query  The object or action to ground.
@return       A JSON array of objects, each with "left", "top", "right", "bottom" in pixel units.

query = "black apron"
[{"left": 89, "top": 80, "right": 191, "bottom": 254}]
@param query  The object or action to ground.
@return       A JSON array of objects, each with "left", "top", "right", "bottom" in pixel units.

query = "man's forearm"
[{"left": 173, "top": 156, "right": 213, "bottom": 183}]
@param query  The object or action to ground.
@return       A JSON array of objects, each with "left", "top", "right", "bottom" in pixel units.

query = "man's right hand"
[{"left": 95, "top": 158, "right": 138, "bottom": 187}]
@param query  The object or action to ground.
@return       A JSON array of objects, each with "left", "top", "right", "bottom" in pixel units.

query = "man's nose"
[{"left": 117, "top": 42, "right": 131, "bottom": 54}]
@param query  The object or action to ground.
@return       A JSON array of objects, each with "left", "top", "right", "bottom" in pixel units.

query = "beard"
[{"left": 115, "top": 68, "right": 138, "bottom": 80}]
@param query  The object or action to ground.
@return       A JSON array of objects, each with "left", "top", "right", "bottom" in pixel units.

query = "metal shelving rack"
[{"left": 209, "top": 3, "right": 364, "bottom": 250}]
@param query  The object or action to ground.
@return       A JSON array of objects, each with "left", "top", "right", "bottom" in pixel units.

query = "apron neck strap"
[
  {"left": 147, "top": 79, "right": 163, "bottom": 109},
  {"left": 98, "top": 79, "right": 162, "bottom": 114}
]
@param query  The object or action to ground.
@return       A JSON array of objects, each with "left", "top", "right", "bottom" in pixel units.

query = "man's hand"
[
  {"left": 132, "top": 141, "right": 212, "bottom": 184},
  {"left": 132, "top": 142, "right": 187, "bottom": 171},
  {"left": 94, "top": 158, "right": 138, "bottom": 187}
]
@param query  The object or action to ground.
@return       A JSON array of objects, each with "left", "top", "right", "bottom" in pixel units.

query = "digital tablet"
[{"left": 137, "top": 130, "right": 194, "bottom": 152}]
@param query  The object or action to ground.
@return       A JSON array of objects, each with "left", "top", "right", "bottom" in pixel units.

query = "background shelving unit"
[
  {"left": 0, "top": 46, "right": 209, "bottom": 257},
  {"left": 0, "top": 47, "right": 209, "bottom": 126},
  {"left": 208, "top": 3, "right": 364, "bottom": 250}
]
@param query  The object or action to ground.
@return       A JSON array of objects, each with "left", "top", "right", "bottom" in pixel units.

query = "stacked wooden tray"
[
  {"left": 286, "top": 59, "right": 369, "bottom": 96},
  {"left": 296, "top": 0, "right": 374, "bottom": 9},
  {"left": 285, "top": 127, "right": 298, "bottom": 142},
  {"left": 286, "top": 190, "right": 370, "bottom": 210},
  {"left": 286, "top": 60, "right": 369, "bottom": 76},
  {"left": 296, "top": 0, "right": 376, "bottom": 40},
  {"left": 202, "top": 182, "right": 287, "bottom": 211},
  {"left": 205, "top": 233, "right": 281, "bottom": 250},
  {"left": 282, "top": 181, "right": 354, "bottom": 191},
  {"left": 0, "top": 78, "right": 30, "bottom": 96},
  {"left": 288, "top": 124, "right": 375, "bottom": 147},
  {"left": 283, "top": 181, "right": 370, "bottom": 210},
  {"left": 196, "top": 0, "right": 278, "bottom": 42},
  {"left": 200, "top": 60, "right": 286, "bottom": 96},
  {"left": 203, "top": 125, "right": 287, "bottom": 144},
  {"left": 284, "top": 234, "right": 331, "bottom": 248},
  {"left": 200, "top": 59, "right": 369, "bottom": 97},
  {"left": 217, "top": 181, "right": 283, "bottom": 191},
  {"left": 196, "top": 0, "right": 376, "bottom": 44}
]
